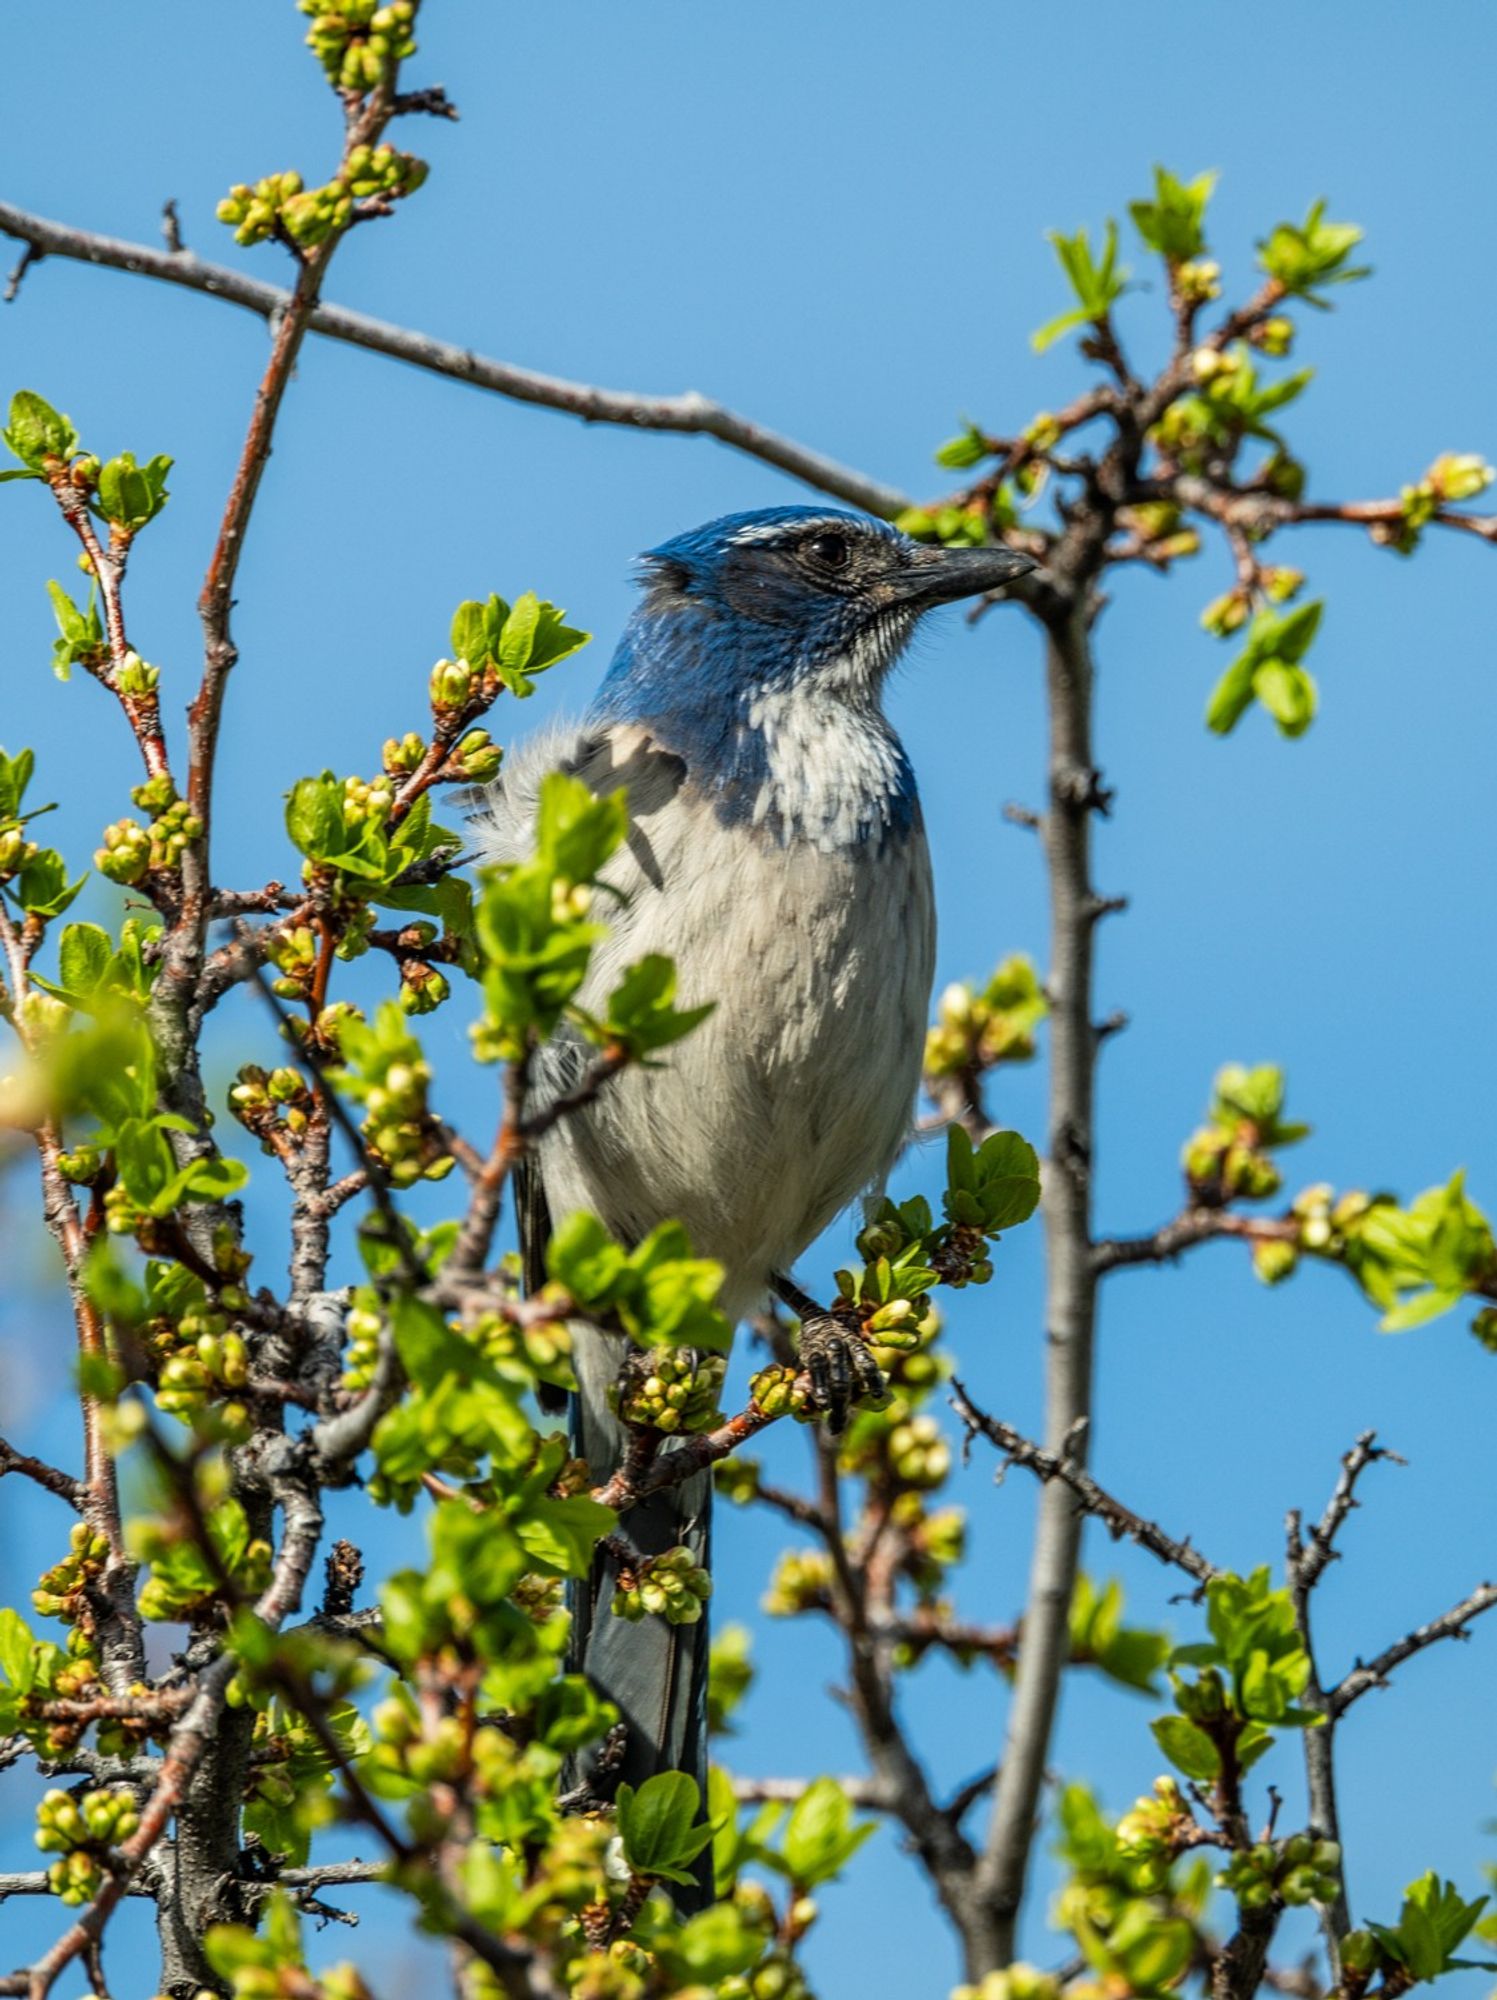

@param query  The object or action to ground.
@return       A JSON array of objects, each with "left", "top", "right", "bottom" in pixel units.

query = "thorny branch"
[{"left": 951, "top": 1384, "right": 1220, "bottom": 1588}]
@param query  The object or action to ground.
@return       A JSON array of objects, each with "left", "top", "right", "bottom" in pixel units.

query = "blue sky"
[{"left": 2, "top": 4, "right": 1495, "bottom": 1995}]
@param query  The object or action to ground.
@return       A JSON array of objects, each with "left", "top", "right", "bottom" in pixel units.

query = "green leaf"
[
  {"left": 1151, "top": 1713, "right": 1221, "bottom": 1781},
  {"left": 1129, "top": 165, "right": 1217, "bottom": 262},
  {"left": 3, "top": 390, "right": 77, "bottom": 469},
  {"left": 284, "top": 774, "right": 346, "bottom": 863},
  {"left": 780, "top": 1776, "right": 876, "bottom": 1887},
  {"left": 511, "top": 1494, "right": 616, "bottom": 1578},
  {"left": 96, "top": 452, "right": 172, "bottom": 532},
  {"left": 1253, "top": 660, "right": 1317, "bottom": 738},
  {"left": 616, "top": 1771, "right": 714, "bottom": 1885},
  {"left": 58, "top": 922, "right": 112, "bottom": 999},
  {"left": 1258, "top": 201, "right": 1370, "bottom": 306}
]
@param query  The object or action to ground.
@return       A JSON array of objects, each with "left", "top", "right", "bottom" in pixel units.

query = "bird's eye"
[{"left": 804, "top": 530, "right": 851, "bottom": 572}]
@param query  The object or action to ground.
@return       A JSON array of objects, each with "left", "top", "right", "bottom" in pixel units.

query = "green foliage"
[
  {"left": 133, "top": 1497, "right": 271, "bottom": 1622},
  {"left": 780, "top": 1777, "right": 876, "bottom": 1888},
  {"left": 1130, "top": 165, "right": 1217, "bottom": 263},
  {"left": 924, "top": 953, "right": 1047, "bottom": 1082},
  {"left": 1152, "top": 1567, "right": 1317, "bottom": 1786},
  {"left": 615, "top": 1771, "right": 716, "bottom": 1886},
  {"left": 1069, "top": 1575, "right": 1170, "bottom": 1694},
  {"left": 944, "top": 1124, "right": 1042, "bottom": 1234},
  {"left": 1206, "top": 600, "right": 1323, "bottom": 738},
  {"left": 1033, "top": 221, "right": 1128, "bottom": 351},
  {"left": 707, "top": 1623, "right": 755, "bottom": 1734},
  {"left": 470, "top": 771, "right": 623, "bottom": 1061},
  {"left": 1, "top": 389, "right": 76, "bottom": 472},
  {"left": 546, "top": 1211, "right": 733, "bottom": 1352},
  {"left": 449, "top": 589, "right": 589, "bottom": 699},
  {"left": 1052, "top": 1782, "right": 1208, "bottom": 1994},
  {"left": 44, "top": 579, "right": 106, "bottom": 683},
  {"left": 95, "top": 451, "right": 172, "bottom": 534},
  {"left": 1356, "top": 1872, "right": 1491, "bottom": 1983},
  {"left": 1258, "top": 199, "right": 1370, "bottom": 305}
]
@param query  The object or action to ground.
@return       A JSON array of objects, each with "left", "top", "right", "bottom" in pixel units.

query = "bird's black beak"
[{"left": 887, "top": 540, "right": 1038, "bottom": 608}]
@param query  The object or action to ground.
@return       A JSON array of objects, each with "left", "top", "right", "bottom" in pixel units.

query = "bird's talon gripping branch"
[{"left": 796, "top": 1311, "right": 887, "bottom": 1436}]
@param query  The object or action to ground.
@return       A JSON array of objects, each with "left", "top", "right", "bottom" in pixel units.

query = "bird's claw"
[{"left": 797, "top": 1312, "right": 887, "bottom": 1436}]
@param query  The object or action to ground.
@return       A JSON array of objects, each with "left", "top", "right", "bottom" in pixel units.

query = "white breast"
[{"left": 483, "top": 722, "right": 936, "bottom": 1320}]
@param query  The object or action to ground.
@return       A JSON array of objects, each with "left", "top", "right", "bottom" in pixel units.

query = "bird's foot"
[{"left": 796, "top": 1310, "right": 888, "bottom": 1436}]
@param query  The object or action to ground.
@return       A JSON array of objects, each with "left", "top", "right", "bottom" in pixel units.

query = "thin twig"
[{"left": 951, "top": 1381, "right": 1220, "bottom": 1587}]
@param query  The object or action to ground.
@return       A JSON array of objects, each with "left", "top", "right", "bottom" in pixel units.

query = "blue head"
[{"left": 591, "top": 506, "right": 1033, "bottom": 848}]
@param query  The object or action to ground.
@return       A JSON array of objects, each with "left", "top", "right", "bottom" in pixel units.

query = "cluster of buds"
[
  {"left": 511, "top": 1573, "right": 565, "bottom": 1627},
  {"left": 35, "top": 1788, "right": 140, "bottom": 1904},
  {"left": 953, "top": 1966, "right": 1063, "bottom": 2000},
  {"left": 268, "top": 926, "right": 319, "bottom": 1002},
  {"left": 300, "top": 0, "right": 417, "bottom": 93},
  {"left": 368, "top": 1690, "right": 482, "bottom": 1789},
  {"left": 1220, "top": 1834, "right": 1341, "bottom": 1910},
  {"left": 32, "top": 1524, "right": 111, "bottom": 1632},
  {"left": 94, "top": 788, "right": 203, "bottom": 886},
  {"left": 383, "top": 729, "right": 426, "bottom": 776},
  {"left": 344, "top": 143, "right": 427, "bottom": 202},
  {"left": 23, "top": 1654, "right": 103, "bottom": 1756},
  {"left": 429, "top": 655, "right": 490, "bottom": 720},
  {"left": 472, "top": 1309, "right": 573, "bottom": 1395},
  {"left": 341, "top": 1293, "right": 387, "bottom": 1391},
  {"left": 713, "top": 1456, "right": 761, "bottom": 1505},
  {"left": 612, "top": 1348, "right": 726, "bottom": 1435},
  {"left": 1114, "top": 1779, "right": 1198, "bottom": 1872},
  {"left": 343, "top": 1039, "right": 451, "bottom": 1187},
  {"left": 117, "top": 649, "right": 160, "bottom": 696},
  {"left": 866, "top": 1306, "right": 948, "bottom": 1391},
  {"left": 1252, "top": 1183, "right": 1380, "bottom": 1287},
  {"left": 218, "top": 145, "right": 427, "bottom": 253},
  {"left": 718, "top": 1957, "right": 811, "bottom": 2000},
  {"left": 216, "top": 171, "right": 310, "bottom": 247},
  {"left": 229, "top": 1064, "right": 315, "bottom": 1149},
  {"left": 156, "top": 1323, "right": 250, "bottom": 1421},
  {"left": 894, "top": 499, "right": 1009, "bottom": 551},
  {"left": 445, "top": 726, "right": 502, "bottom": 784},
  {"left": 1182, "top": 1123, "right": 1281, "bottom": 1204},
  {"left": 398, "top": 955, "right": 450, "bottom": 1015},
  {"left": 342, "top": 772, "right": 394, "bottom": 829},
  {"left": 748, "top": 1362, "right": 815, "bottom": 1423},
  {"left": 924, "top": 954, "right": 1047, "bottom": 1085},
  {"left": 761, "top": 1548, "right": 835, "bottom": 1619},
  {"left": 1200, "top": 565, "right": 1303, "bottom": 639},
  {"left": 1248, "top": 314, "right": 1296, "bottom": 356},
  {"left": 611, "top": 1545, "right": 711, "bottom": 1626},
  {"left": 0, "top": 819, "right": 39, "bottom": 880},
  {"left": 884, "top": 1414, "right": 952, "bottom": 1490},
  {"left": 1113, "top": 499, "right": 1200, "bottom": 564},
  {"left": 900, "top": 1500, "right": 966, "bottom": 1590},
  {"left": 1173, "top": 258, "right": 1222, "bottom": 306},
  {"left": 1379, "top": 453, "right": 1495, "bottom": 555}
]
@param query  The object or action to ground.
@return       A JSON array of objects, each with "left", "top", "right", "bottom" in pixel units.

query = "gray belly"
[{"left": 537, "top": 798, "right": 936, "bottom": 1319}]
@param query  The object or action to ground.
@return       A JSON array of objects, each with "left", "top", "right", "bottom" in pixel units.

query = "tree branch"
[
  {"left": 951, "top": 1382, "right": 1220, "bottom": 1587},
  {"left": 0, "top": 200, "right": 911, "bottom": 520},
  {"left": 1330, "top": 1581, "right": 1497, "bottom": 1716}
]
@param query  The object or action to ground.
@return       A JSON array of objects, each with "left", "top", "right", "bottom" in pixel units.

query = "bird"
[{"left": 475, "top": 504, "right": 1032, "bottom": 1868}]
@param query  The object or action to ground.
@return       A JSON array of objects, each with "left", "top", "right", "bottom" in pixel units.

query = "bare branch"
[
  {"left": 951, "top": 1381, "right": 1220, "bottom": 1587},
  {"left": 0, "top": 1437, "right": 82, "bottom": 1509},
  {"left": 0, "top": 200, "right": 911, "bottom": 519},
  {"left": 1331, "top": 1581, "right": 1497, "bottom": 1716},
  {"left": 1093, "top": 1207, "right": 1299, "bottom": 1275}
]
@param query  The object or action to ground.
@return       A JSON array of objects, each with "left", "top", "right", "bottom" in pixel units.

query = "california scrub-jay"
[{"left": 478, "top": 505, "right": 1032, "bottom": 1842}]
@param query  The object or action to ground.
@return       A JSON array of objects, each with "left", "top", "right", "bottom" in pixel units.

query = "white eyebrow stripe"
[{"left": 727, "top": 516, "right": 861, "bottom": 547}]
